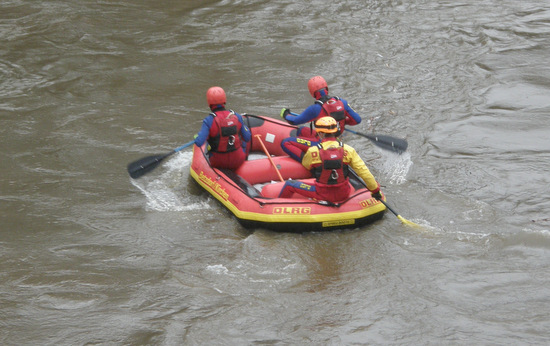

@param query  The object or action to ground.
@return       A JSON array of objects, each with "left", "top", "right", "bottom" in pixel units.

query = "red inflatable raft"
[{"left": 189, "top": 114, "right": 386, "bottom": 232}]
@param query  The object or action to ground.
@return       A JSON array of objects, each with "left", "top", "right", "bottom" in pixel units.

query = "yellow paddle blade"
[{"left": 397, "top": 215, "right": 423, "bottom": 228}]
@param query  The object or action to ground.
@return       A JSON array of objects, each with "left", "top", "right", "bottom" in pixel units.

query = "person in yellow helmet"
[{"left": 278, "top": 117, "right": 382, "bottom": 203}]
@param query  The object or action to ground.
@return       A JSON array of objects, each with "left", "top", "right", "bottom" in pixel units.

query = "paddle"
[
  {"left": 345, "top": 129, "right": 407, "bottom": 154},
  {"left": 377, "top": 199, "right": 422, "bottom": 228},
  {"left": 127, "top": 140, "right": 194, "bottom": 179},
  {"left": 254, "top": 134, "right": 285, "bottom": 182},
  {"left": 288, "top": 112, "right": 407, "bottom": 154},
  {"left": 349, "top": 169, "right": 421, "bottom": 228}
]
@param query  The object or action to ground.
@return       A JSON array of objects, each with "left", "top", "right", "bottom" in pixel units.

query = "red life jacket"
[
  {"left": 208, "top": 110, "right": 242, "bottom": 153},
  {"left": 315, "top": 96, "right": 348, "bottom": 134},
  {"left": 312, "top": 142, "right": 349, "bottom": 185}
]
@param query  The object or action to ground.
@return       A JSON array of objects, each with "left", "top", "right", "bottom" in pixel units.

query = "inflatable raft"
[{"left": 189, "top": 114, "right": 386, "bottom": 232}]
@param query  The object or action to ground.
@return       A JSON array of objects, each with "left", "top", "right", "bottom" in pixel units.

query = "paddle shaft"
[
  {"left": 254, "top": 134, "right": 285, "bottom": 182},
  {"left": 378, "top": 199, "right": 400, "bottom": 218},
  {"left": 288, "top": 112, "right": 407, "bottom": 154},
  {"left": 348, "top": 169, "right": 421, "bottom": 228}
]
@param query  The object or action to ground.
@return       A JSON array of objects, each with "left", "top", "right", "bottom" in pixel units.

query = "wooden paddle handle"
[{"left": 254, "top": 134, "right": 285, "bottom": 182}]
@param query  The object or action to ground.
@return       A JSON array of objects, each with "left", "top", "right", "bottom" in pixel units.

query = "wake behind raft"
[{"left": 189, "top": 114, "right": 386, "bottom": 233}]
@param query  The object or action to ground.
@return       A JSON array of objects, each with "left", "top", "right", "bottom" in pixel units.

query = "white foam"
[
  {"left": 206, "top": 264, "right": 229, "bottom": 275},
  {"left": 130, "top": 150, "right": 211, "bottom": 212},
  {"left": 378, "top": 151, "right": 413, "bottom": 184}
]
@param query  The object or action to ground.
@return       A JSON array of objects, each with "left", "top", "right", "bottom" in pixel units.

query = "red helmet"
[
  {"left": 206, "top": 86, "right": 226, "bottom": 106},
  {"left": 307, "top": 76, "right": 328, "bottom": 98}
]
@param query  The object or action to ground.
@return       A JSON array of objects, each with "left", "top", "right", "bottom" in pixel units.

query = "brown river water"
[{"left": 1, "top": 0, "right": 549, "bottom": 345}]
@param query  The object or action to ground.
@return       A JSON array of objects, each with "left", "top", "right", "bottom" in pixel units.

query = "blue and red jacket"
[
  {"left": 194, "top": 108, "right": 251, "bottom": 152},
  {"left": 284, "top": 90, "right": 361, "bottom": 134}
]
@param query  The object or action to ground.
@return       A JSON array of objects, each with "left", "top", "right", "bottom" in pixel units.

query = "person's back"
[
  {"left": 194, "top": 86, "right": 251, "bottom": 170},
  {"left": 280, "top": 76, "right": 362, "bottom": 162},
  {"left": 303, "top": 139, "right": 352, "bottom": 202},
  {"left": 279, "top": 117, "right": 381, "bottom": 203}
]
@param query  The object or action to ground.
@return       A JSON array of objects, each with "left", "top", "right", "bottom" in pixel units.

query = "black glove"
[
  {"left": 372, "top": 191, "right": 382, "bottom": 200},
  {"left": 280, "top": 108, "right": 291, "bottom": 120}
]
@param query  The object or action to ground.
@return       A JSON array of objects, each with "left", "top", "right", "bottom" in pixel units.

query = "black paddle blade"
[
  {"left": 127, "top": 152, "right": 172, "bottom": 179},
  {"left": 367, "top": 134, "right": 408, "bottom": 154}
]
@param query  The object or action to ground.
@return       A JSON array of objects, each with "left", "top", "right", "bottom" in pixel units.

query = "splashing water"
[
  {"left": 379, "top": 151, "right": 413, "bottom": 184},
  {"left": 130, "top": 151, "right": 212, "bottom": 212}
]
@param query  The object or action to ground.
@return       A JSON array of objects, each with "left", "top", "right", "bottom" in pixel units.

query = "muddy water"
[{"left": 1, "top": 1, "right": 549, "bottom": 344}]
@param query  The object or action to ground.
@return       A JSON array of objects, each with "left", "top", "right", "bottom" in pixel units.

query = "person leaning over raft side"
[
  {"left": 278, "top": 117, "right": 382, "bottom": 203},
  {"left": 280, "top": 75, "right": 363, "bottom": 162},
  {"left": 194, "top": 86, "right": 251, "bottom": 170}
]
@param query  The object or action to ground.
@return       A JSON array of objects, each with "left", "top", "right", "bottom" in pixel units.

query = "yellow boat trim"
[{"left": 190, "top": 168, "right": 386, "bottom": 225}]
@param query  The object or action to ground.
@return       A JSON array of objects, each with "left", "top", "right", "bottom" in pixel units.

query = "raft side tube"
[{"left": 235, "top": 156, "right": 311, "bottom": 185}]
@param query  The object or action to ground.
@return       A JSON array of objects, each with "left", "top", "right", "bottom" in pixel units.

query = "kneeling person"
[{"left": 279, "top": 117, "right": 382, "bottom": 203}]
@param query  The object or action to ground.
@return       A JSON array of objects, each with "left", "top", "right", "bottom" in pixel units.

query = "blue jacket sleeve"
[
  {"left": 194, "top": 115, "right": 214, "bottom": 147},
  {"left": 284, "top": 103, "right": 323, "bottom": 125},
  {"left": 235, "top": 112, "right": 251, "bottom": 143},
  {"left": 343, "top": 99, "right": 362, "bottom": 125}
]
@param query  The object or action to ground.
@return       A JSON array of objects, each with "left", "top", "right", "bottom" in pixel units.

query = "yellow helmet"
[{"left": 314, "top": 116, "right": 338, "bottom": 134}]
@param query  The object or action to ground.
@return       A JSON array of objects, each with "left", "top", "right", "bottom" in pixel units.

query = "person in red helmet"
[
  {"left": 280, "top": 76, "right": 363, "bottom": 162},
  {"left": 278, "top": 117, "right": 382, "bottom": 203},
  {"left": 194, "top": 86, "right": 251, "bottom": 169}
]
